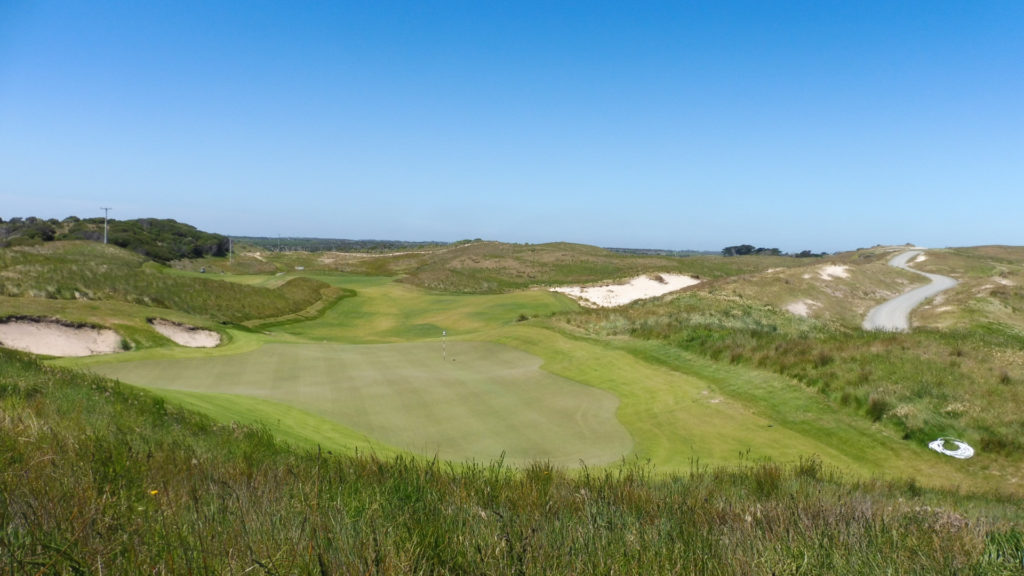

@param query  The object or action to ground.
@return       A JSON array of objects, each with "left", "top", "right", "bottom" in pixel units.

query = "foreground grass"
[{"left": 3, "top": 348, "right": 1024, "bottom": 574}]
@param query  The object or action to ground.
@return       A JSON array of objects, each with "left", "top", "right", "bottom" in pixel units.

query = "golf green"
[{"left": 94, "top": 341, "right": 633, "bottom": 465}]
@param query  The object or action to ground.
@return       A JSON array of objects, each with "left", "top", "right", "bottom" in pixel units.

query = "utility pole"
[
  {"left": 100, "top": 207, "right": 112, "bottom": 244},
  {"left": 228, "top": 237, "right": 233, "bottom": 264}
]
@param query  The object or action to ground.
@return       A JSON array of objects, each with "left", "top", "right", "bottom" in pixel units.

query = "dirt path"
[{"left": 862, "top": 250, "right": 958, "bottom": 332}]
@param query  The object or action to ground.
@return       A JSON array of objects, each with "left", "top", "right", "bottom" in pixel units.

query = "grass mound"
[
  {"left": 0, "top": 241, "right": 337, "bottom": 323},
  {"left": 234, "top": 241, "right": 811, "bottom": 293},
  {"left": 570, "top": 289, "right": 1024, "bottom": 458},
  {"left": 2, "top": 347, "right": 1022, "bottom": 574}
]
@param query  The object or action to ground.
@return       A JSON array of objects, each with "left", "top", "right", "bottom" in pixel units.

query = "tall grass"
[
  {"left": 2, "top": 347, "right": 1023, "bottom": 574},
  {"left": 569, "top": 290, "right": 1024, "bottom": 455}
]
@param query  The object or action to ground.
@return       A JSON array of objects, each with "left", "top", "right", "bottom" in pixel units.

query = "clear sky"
[{"left": 1, "top": 1, "right": 1021, "bottom": 252}]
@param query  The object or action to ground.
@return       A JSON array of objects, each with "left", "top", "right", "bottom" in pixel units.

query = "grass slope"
[
  {"left": 3, "top": 347, "right": 1024, "bottom": 574},
  {"left": 568, "top": 280, "right": 1024, "bottom": 486},
  {"left": 74, "top": 272, "right": 1001, "bottom": 491},
  {"left": 7, "top": 241, "right": 1024, "bottom": 494},
  {"left": 0, "top": 241, "right": 336, "bottom": 323}
]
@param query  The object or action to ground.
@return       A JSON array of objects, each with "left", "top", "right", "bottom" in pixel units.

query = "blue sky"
[{"left": 1, "top": 1, "right": 1021, "bottom": 252}]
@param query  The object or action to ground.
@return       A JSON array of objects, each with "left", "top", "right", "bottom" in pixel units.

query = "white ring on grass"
[{"left": 928, "top": 437, "right": 974, "bottom": 459}]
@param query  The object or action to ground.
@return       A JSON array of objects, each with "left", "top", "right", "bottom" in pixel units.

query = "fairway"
[
  {"left": 94, "top": 341, "right": 633, "bottom": 465},
  {"left": 45, "top": 271, "right": 1000, "bottom": 490}
]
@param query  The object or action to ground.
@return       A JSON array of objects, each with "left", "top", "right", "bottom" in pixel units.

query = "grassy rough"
[
  {"left": 196, "top": 241, "right": 812, "bottom": 294},
  {"left": 0, "top": 241, "right": 336, "bottom": 323},
  {"left": 2, "top": 347, "right": 1023, "bottom": 575},
  {"left": 568, "top": 288, "right": 1024, "bottom": 463}
]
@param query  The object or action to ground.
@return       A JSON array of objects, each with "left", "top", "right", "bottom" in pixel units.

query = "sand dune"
[{"left": 551, "top": 273, "right": 700, "bottom": 308}]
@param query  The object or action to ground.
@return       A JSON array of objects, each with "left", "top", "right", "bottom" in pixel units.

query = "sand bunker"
[
  {"left": 551, "top": 273, "right": 700, "bottom": 308},
  {"left": 0, "top": 318, "right": 123, "bottom": 357},
  {"left": 150, "top": 319, "right": 221, "bottom": 348},
  {"left": 818, "top": 265, "right": 851, "bottom": 280}
]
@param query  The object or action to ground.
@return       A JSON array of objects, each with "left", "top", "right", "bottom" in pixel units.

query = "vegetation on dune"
[
  {"left": 909, "top": 246, "right": 1024, "bottom": 332},
  {"left": 567, "top": 289, "right": 1024, "bottom": 458},
  {"left": 0, "top": 216, "right": 228, "bottom": 262},
  {"left": 180, "top": 240, "right": 826, "bottom": 294},
  {"left": 0, "top": 241, "right": 337, "bottom": 324},
  {"left": 2, "top": 347, "right": 1023, "bottom": 574},
  {"left": 315, "top": 241, "right": 807, "bottom": 293}
]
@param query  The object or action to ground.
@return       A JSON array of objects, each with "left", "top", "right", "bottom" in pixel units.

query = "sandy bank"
[
  {"left": 150, "top": 319, "right": 221, "bottom": 348},
  {"left": 551, "top": 273, "right": 701, "bottom": 308},
  {"left": 0, "top": 319, "right": 123, "bottom": 357}
]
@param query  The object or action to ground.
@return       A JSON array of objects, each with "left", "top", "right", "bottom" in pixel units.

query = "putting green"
[{"left": 93, "top": 341, "right": 633, "bottom": 466}]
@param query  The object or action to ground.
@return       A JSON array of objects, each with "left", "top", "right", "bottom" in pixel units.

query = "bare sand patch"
[
  {"left": 551, "top": 273, "right": 700, "bottom": 308},
  {"left": 150, "top": 319, "right": 221, "bottom": 348},
  {"left": 785, "top": 299, "right": 820, "bottom": 317},
  {"left": 818, "top": 265, "right": 851, "bottom": 280},
  {"left": 0, "top": 318, "right": 123, "bottom": 357}
]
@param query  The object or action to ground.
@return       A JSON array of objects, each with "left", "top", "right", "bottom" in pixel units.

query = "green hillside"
[
  {"left": 3, "top": 347, "right": 1023, "bottom": 574},
  {"left": 4, "top": 235, "right": 1024, "bottom": 571},
  {"left": 0, "top": 241, "right": 341, "bottom": 325},
  {"left": 181, "top": 240, "right": 812, "bottom": 293}
]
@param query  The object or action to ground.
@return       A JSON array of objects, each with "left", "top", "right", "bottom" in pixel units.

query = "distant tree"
[
  {"left": 722, "top": 244, "right": 756, "bottom": 256},
  {"left": 723, "top": 245, "right": 789, "bottom": 257},
  {"left": 795, "top": 250, "right": 826, "bottom": 258}
]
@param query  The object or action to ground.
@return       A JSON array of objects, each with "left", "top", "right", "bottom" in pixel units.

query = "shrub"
[{"left": 866, "top": 392, "right": 891, "bottom": 422}]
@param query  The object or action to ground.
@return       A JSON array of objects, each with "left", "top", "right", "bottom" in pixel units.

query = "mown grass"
[
  {"left": 3, "top": 347, "right": 1024, "bottom": 574},
  {"left": 0, "top": 241, "right": 337, "bottom": 324},
  {"left": 91, "top": 341, "right": 633, "bottom": 466}
]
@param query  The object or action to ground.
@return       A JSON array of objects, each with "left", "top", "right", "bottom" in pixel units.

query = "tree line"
[{"left": 722, "top": 244, "right": 827, "bottom": 258}]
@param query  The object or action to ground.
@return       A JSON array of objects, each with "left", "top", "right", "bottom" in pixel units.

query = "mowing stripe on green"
[{"left": 93, "top": 341, "right": 633, "bottom": 466}]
